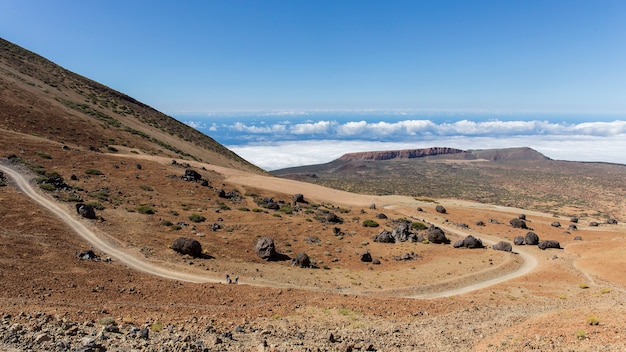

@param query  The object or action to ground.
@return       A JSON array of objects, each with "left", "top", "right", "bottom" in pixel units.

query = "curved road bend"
[
  {"left": 1, "top": 163, "right": 537, "bottom": 297},
  {"left": 0, "top": 164, "right": 217, "bottom": 284}
]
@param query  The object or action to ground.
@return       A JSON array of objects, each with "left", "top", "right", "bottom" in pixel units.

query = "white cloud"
[
  {"left": 230, "top": 122, "right": 288, "bottom": 133},
  {"left": 221, "top": 119, "right": 626, "bottom": 139},
  {"left": 290, "top": 120, "right": 336, "bottom": 134},
  {"left": 184, "top": 121, "right": 206, "bottom": 129}
]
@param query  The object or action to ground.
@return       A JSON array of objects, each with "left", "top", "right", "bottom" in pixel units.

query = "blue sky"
[
  {"left": 2, "top": 0, "right": 626, "bottom": 113},
  {"left": 2, "top": 1, "right": 626, "bottom": 169}
]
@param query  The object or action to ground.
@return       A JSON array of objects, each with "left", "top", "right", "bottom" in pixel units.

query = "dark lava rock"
[
  {"left": 475, "top": 220, "right": 485, "bottom": 226},
  {"left": 538, "top": 240, "right": 561, "bottom": 250},
  {"left": 513, "top": 236, "right": 525, "bottom": 245},
  {"left": 510, "top": 218, "right": 528, "bottom": 229},
  {"left": 435, "top": 205, "right": 447, "bottom": 214},
  {"left": 391, "top": 220, "right": 416, "bottom": 242},
  {"left": 551, "top": 221, "right": 561, "bottom": 228},
  {"left": 568, "top": 224, "right": 577, "bottom": 231},
  {"left": 573, "top": 236, "right": 583, "bottom": 241},
  {"left": 607, "top": 219, "right": 618, "bottom": 225},
  {"left": 373, "top": 230, "right": 395, "bottom": 243},
  {"left": 493, "top": 241, "right": 513, "bottom": 252},
  {"left": 453, "top": 235, "right": 484, "bottom": 249},
  {"left": 181, "top": 169, "right": 202, "bottom": 182},
  {"left": 291, "top": 252, "right": 311, "bottom": 268},
  {"left": 570, "top": 217, "right": 579, "bottom": 223},
  {"left": 171, "top": 237, "right": 203, "bottom": 257},
  {"left": 360, "top": 251, "right": 373, "bottom": 262},
  {"left": 77, "top": 250, "right": 99, "bottom": 260},
  {"left": 427, "top": 225, "right": 450, "bottom": 244},
  {"left": 75, "top": 203, "right": 97, "bottom": 219},
  {"left": 254, "top": 237, "right": 277, "bottom": 260},
  {"left": 518, "top": 214, "right": 526, "bottom": 220},
  {"left": 372, "top": 259, "right": 381, "bottom": 265},
  {"left": 321, "top": 212, "right": 343, "bottom": 224},
  {"left": 375, "top": 213, "right": 387, "bottom": 219},
  {"left": 525, "top": 232, "right": 540, "bottom": 245},
  {"left": 292, "top": 193, "right": 306, "bottom": 204}
]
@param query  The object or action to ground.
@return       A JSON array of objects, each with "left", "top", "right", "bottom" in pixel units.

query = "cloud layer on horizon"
[
  {"left": 181, "top": 117, "right": 626, "bottom": 170},
  {"left": 188, "top": 118, "right": 626, "bottom": 139}
]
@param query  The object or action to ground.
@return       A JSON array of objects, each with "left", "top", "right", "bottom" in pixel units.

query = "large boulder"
[
  {"left": 493, "top": 241, "right": 513, "bottom": 252},
  {"left": 373, "top": 230, "right": 395, "bottom": 243},
  {"left": 427, "top": 225, "right": 450, "bottom": 244},
  {"left": 538, "top": 240, "right": 561, "bottom": 250},
  {"left": 453, "top": 235, "right": 484, "bottom": 249},
  {"left": 75, "top": 203, "right": 97, "bottom": 219},
  {"left": 321, "top": 212, "right": 343, "bottom": 224},
  {"left": 38, "top": 172, "right": 70, "bottom": 191},
  {"left": 525, "top": 232, "right": 540, "bottom": 245},
  {"left": 435, "top": 205, "right": 447, "bottom": 214},
  {"left": 391, "top": 220, "right": 416, "bottom": 242},
  {"left": 513, "top": 236, "right": 525, "bottom": 245},
  {"left": 171, "top": 237, "right": 203, "bottom": 257},
  {"left": 254, "top": 237, "right": 277, "bottom": 260},
  {"left": 291, "top": 252, "right": 311, "bottom": 268},
  {"left": 510, "top": 218, "right": 528, "bottom": 229},
  {"left": 181, "top": 169, "right": 202, "bottom": 182},
  {"left": 292, "top": 194, "right": 306, "bottom": 204}
]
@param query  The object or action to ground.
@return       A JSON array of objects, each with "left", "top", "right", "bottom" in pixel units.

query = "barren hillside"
[{"left": 1, "top": 38, "right": 625, "bottom": 351}]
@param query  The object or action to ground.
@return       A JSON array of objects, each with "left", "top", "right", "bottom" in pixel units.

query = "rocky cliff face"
[{"left": 338, "top": 147, "right": 465, "bottom": 161}]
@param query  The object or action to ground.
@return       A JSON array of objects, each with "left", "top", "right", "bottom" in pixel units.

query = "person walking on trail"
[
  {"left": 234, "top": 275, "right": 239, "bottom": 284},
  {"left": 225, "top": 273, "right": 231, "bottom": 284}
]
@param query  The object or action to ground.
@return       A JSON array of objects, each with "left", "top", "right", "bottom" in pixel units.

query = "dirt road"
[
  {"left": 0, "top": 163, "right": 218, "bottom": 284},
  {"left": 0, "top": 162, "right": 538, "bottom": 298}
]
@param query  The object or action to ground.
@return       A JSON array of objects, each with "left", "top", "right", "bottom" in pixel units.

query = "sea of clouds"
[{"left": 179, "top": 113, "right": 626, "bottom": 171}]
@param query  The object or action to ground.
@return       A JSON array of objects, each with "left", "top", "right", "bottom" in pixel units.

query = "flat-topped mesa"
[{"left": 338, "top": 147, "right": 465, "bottom": 161}]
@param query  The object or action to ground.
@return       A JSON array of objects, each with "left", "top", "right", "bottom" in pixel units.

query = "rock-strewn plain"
[{"left": 1, "top": 37, "right": 625, "bottom": 351}]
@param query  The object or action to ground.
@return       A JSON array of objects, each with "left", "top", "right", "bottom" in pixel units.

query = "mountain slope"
[
  {"left": 0, "top": 37, "right": 264, "bottom": 174},
  {"left": 274, "top": 147, "right": 626, "bottom": 219}
]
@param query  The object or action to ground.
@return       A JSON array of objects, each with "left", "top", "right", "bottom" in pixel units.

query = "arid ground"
[
  {"left": 1, "top": 132, "right": 625, "bottom": 351},
  {"left": 1, "top": 37, "right": 625, "bottom": 351}
]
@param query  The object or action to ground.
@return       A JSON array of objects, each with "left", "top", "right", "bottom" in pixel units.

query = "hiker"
[{"left": 225, "top": 273, "right": 231, "bottom": 284}]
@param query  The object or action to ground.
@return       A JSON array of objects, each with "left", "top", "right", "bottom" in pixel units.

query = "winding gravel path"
[
  {"left": 0, "top": 162, "right": 538, "bottom": 298},
  {"left": 0, "top": 163, "right": 217, "bottom": 284}
]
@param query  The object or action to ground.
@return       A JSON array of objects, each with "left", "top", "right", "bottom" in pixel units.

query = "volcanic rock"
[
  {"left": 538, "top": 240, "right": 561, "bottom": 250},
  {"left": 427, "top": 225, "right": 450, "bottom": 244},
  {"left": 171, "top": 237, "right": 203, "bottom": 257},
  {"left": 510, "top": 218, "right": 528, "bottom": 229},
  {"left": 493, "top": 241, "right": 513, "bottom": 252},
  {"left": 525, "top": 232, "right": 540, "bottom": 245},
  {"left": 254, "top": 237, "right": 277, "bottom": 260}
]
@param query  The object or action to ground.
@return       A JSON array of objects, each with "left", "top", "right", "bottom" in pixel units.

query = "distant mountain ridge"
[
  {"left": 338, "top": 147, "right": 464, "bottom": 161},
  {"left": 338, "top": 147, "right": 549, "bottom": 162}
]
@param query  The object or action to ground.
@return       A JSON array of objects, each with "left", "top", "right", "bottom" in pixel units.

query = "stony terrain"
[
  {"left": 1, "top": 37, "right": 626, "bottom": 351},
  {"left": 273, "top": 147, "right": 626, "bottom": 220}
]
